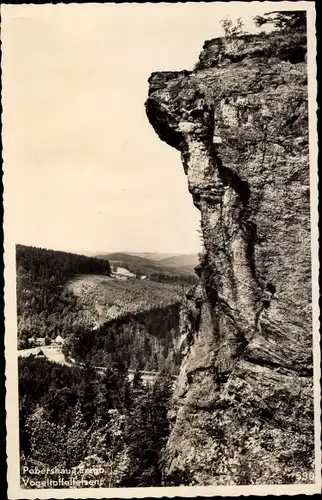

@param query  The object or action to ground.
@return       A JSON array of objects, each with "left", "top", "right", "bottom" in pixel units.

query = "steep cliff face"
[{"left": 145, "top": 30, "right": 314, "bottom": 485}]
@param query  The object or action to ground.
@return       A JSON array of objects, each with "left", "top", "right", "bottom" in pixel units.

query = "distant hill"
[
  {"left": 127, "top": 252, "right": 181, "bottom": 261},
  {"left": 157, "top": 254, "right": 199, "bottom": 269},
  {"left": 96, "top": 252, "right": 199, "bottom": 280},
  {"left": 96, "top": 252, "right": 178, "bottom": 279},
  {"left": 97, "top": 252, "right": 155, "bottom": 266}
]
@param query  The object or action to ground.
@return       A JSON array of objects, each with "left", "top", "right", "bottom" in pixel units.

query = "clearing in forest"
[{"left": 66, "top": 274, "right": 183, "bottom": 326}]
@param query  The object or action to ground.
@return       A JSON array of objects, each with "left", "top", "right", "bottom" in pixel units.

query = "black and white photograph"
[{"left": 2, "top": 2, "right": 320, "bottom": 497}]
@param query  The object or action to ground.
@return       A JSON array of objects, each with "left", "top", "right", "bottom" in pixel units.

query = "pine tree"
[
  {"left": 79, "top": 362, "right": 97, "bottom": 425},
  {"left": 96, "top": 367, "right": 118, "bottom": 424},
  {"left": 26, "top": 407, "right": 68, "bottom": 466},
  {"left": 66, "top": 407, "right": 89, "bottom": 466},
  {"left": 123, "top": 388, "right": 156, "bottom": 486},
  {"left": 123, "top": 372, "right": 173, "bottom": 487}
]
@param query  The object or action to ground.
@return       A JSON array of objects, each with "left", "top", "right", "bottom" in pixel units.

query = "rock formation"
[{"left": 145, "top": 30, "right": 314, "bottom": 485}]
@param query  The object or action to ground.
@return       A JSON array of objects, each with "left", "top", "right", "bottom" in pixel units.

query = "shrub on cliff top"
[{"left": 220, "top": 16, "right": 246, "bottom": 38}]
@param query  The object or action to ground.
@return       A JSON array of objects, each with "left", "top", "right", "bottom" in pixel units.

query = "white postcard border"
[{"left": 3, "top": 2, "right": 320, "bottom": 498}]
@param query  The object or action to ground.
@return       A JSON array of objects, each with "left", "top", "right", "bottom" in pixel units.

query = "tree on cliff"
[
  {"left": 253, "top": 11, "right": 306, "bottom": 33},
  {"left": 220, "top": 16, "right": 246, "bottom": 37}
]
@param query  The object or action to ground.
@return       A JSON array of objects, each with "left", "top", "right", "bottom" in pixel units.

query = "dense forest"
[
  {"left": 17, "top": 244, "right": 111, "bottom": 284},
  {"left": 66, "top": 303, "right": 182, "bottom": 373},
  {"left": 16, "top": 245, "right": 111, "bottom": 343},
  {"left": 19, "top": 356, "right": 174, "bottom": 488},
  {"left": 17, "top": 244, "right": 192, "bottom": 486}
]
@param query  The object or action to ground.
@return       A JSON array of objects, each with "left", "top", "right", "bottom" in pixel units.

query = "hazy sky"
[{"left": 2, "top": 2, "right": 291, "bottom": 255}]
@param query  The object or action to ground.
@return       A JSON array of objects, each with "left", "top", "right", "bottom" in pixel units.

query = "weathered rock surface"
[{"left": 145, "top": 30, "right": 313, "bottom": 485}]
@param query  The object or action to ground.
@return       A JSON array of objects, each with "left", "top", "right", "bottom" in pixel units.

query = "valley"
[
  {"left": 18, "top": 345, "right": 161, "bottom": 383},
  {"left": 17, "top": 243, "right": 191, "bottom": 488},
  {"left": 14, "top": 8, "right": 316, "bottom": 489},
  {"left": 16, "top": 245, "right": 188, "bottom": 374}
]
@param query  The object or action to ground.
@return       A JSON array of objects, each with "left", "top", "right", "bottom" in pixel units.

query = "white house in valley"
[{"left": 111, "top": 266, "right": 136, "bottom": 280}]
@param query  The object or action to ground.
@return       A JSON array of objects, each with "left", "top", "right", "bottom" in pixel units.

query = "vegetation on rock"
[{"left": 253, "top": 11, "right": 306, "bottom": 33}]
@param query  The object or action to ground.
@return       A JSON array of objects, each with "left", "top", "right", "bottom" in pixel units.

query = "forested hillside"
[
  {"left": 16, "top": 245, "right": 111, "bottom": 344},
  {"left": 19, "top": 356, "right": 173, "bottom": 488},
  {"left": 66, "top": 274, "right": 182, "bottom": 322},
  {"left": 17, "top": 245, "right": 190, "bottom": 487},
  {"left": 17, "top": 245, "right": 111, "bottom": 282},
  {"left": 16, "top": 245, "right": 189, "bottom": 372},
  {"left": 66, "top": 303, "right": 182, "bottom": 373}
]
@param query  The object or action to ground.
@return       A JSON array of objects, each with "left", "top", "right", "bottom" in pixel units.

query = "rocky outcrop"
[{"left": 145, "top": 30, "right": 313, "bottom": 485}]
